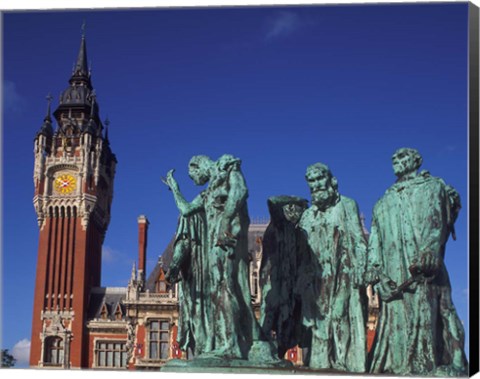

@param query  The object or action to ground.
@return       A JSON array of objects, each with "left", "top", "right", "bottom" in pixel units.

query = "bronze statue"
[
  {"left": 366, "top": 148, "right": 468, "bottom": 376},
  {"left": 298, "top": 163, "right": 367, "bottom": 372},
  {"left": 260, "top": 195, "right": 308, "bottom": 358}
]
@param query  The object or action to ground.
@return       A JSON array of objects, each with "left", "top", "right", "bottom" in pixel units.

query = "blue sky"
[{"left": 2, "top": 3, "right": 471, "bottom": 367}]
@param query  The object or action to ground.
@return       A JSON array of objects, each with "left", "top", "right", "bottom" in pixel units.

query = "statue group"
[{"left": 163, "top": 148, "right": 468, "bottom": 376}]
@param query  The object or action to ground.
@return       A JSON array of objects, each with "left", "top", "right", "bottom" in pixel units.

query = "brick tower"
[{"left": 30, "top": 32, "right": 116, "bottom": 368}]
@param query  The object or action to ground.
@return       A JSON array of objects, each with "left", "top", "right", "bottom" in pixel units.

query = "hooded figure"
[{"left": 260, "top": 195, "right": 308, "bottom": 358}]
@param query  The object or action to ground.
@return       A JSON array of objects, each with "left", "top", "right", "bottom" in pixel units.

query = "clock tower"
[{"left": 30, "top": 32, "right": 117, "bottom": 368}]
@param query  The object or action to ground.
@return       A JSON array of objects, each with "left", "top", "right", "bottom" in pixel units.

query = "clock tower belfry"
[{"left": 30, "top": 32, "right": 117, "bottom": 368}]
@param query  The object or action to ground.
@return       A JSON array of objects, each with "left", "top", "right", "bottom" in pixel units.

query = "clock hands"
[{"left": 54, "top": 174, "right": 76, "bottom": 194}]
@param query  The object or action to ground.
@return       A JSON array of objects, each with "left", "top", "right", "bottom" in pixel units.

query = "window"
[
  {"left": 114, "top": 304, "right": 123, "bottom": 320},
  {"left": 96, "top": 341, "right": 127, "bottom": 368},
  {"left": 44, "top": 337, "right": 64, "bottom": 366},
  {"left": 156, "top": 281, "right": 167, "bottom": 293},
  {"left": 149, "top": 320, "right": 170, "bottom": 360},
  {"left": 100, "top": 304, "right": 108, "bottom": 320}
]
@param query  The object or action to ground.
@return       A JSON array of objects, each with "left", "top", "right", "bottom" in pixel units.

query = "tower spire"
[
  {"left": 70, "top": 22, "right": 90, "bottom": 85},
  {"left": 36, "top": 94, "right": 54, "bottom": 138},
  {"left": 56, "top": 24, "right": 97, "bottom": 127},
  {"left": 45, "top": 93, "right": 53, "bottom": 122}
]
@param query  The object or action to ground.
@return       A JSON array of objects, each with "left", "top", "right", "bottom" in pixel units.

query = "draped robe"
[
  {"left": 368, "top": 173, "right": 467, "bottom": 376},
  {"left": 298, "top": 196, "right": 367, "bottom": 372}
]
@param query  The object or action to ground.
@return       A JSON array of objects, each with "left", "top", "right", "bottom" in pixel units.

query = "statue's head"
[
  {"left": 283, "top": 202, "right": 308, "bottom": 224},
  {"left": 188, "top": 155, "right": 213, "bottom": 186},
  {"left": 217, "top": 154, "right": 241, "bottom": 172},
  {"left": 267, "top": 195, "right": 308, "bottom": 225},
  {"left": 392, "top": 148, "right": 422, "bottom": 179},
  {"left": 305, "top": 163, "right": 339, "bottom": 210}
]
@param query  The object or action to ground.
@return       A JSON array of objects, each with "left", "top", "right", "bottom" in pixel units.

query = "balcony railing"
[{"left": 137, "top": 291, "right": 178, "bottom": 302}]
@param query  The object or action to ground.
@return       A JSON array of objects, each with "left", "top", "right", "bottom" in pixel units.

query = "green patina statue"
[
  {"left": 164, "top": 154, "right": 280, "bottom": 367},
  {"left": 297, "top": 163, "right": 368, "bottom": 372},
  {"left": 162, "top": 150, "right": 468, "bottom": 375},
  {"left": 260, "top": 195, "right": 308, "bottom": 358},
  {"left": 366, "top": 148, "right": 468, "bottom": 376},
  {"left": 164, "top": 155, "right": 213, "bottom": 356}
]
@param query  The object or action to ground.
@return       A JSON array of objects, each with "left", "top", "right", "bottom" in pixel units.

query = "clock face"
[{"left": 54, "top": 174, "right": 76, "bottom": 195}]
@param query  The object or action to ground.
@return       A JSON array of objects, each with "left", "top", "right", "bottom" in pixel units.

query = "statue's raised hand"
[{"left": 162, "top": 169, "right": 179, "bottom": 192}]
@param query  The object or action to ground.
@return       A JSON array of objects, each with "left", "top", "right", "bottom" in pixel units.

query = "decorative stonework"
[
  {"left": 126, "top": 321, "right": 136, "bottom": 363},
  {"left": 38, "top": 310, "right": 73, "bottom": 368}
]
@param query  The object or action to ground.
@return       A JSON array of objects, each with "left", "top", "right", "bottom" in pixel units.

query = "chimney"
[{"left": 137, "top": 215, "right": 149, "bottom": 283}]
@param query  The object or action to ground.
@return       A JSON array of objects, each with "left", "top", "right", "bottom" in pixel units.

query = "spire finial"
[
  {"left": 37, "top": 93, "right": 54, "bottom": 138},
  {"left": 45, "top": 93, "right": 53, "bottom": 121},
  {"left": 71, "top": 24, "right": 89, "bottom": 81},
  {"left": 81, "top": 20, "right": 86, "bottom": 39}
]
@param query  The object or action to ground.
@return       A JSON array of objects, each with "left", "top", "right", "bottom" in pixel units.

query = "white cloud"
[
  {"left": 3, "top": 80, "right": 26, "bottom": 113},
  {"left": 265, "top": 11, "right": 301, "bottom": 41},
  {"left": 11, "top": 339, "right": 30, "bottom": 366},
  {"left": 102, "top": 245, "right": 120, "bottom": 263}
]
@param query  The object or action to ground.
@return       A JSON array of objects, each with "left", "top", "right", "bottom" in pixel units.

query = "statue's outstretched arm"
[{"left": 164, "top": 169, "right": 204, "bottom": 216}]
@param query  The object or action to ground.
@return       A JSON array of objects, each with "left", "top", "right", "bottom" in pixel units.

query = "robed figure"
[
  {"left": 298, "top": 163, "right": 367, "bottom": 372},
  {"left": 167, "top": 212, "right": 211, "bottom": 356},
  {"left": 367, "top": 148, "right": 468, "bottom": 376},
  {"left": 260, "top": 195, "right": 308, "bottom": 358},
  {"left": 165, "top": 155, "right": 215, "bottom": 356},
  {"left": 165, "top": 154, "right": 280, "bottom": 364}
]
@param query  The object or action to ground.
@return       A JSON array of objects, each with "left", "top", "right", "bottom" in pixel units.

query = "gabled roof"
[
  {"left": 88, "top": 287, "right": 127, "bottom": 321},
  {"left": 145, "top": 237, "right": 174, "bottom": 292}
]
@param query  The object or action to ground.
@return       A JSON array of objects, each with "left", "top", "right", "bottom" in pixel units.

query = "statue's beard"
[
  {"left": 311, "top": 187, "right": 337, "bottom": 210},
  {"left": 393, "top": 165, "right": 409, "bottom": 178},
  {"left": 394, "top": 166, "right": 417, "bottom": 181}
]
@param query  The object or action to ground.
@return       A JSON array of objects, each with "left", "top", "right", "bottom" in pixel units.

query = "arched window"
[{"left": 44, "top": 336, "right": 64, "bottom": 366}]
